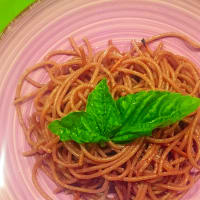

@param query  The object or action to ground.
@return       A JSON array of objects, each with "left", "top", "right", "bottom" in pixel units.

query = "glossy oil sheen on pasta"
[{"left": 15, "top": 33, "right": 200, "bottom": 200}]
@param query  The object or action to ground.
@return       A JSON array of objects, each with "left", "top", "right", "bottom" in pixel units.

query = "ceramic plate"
[{"left": 0, "top": 0, "right": 200, "bottom": 199}]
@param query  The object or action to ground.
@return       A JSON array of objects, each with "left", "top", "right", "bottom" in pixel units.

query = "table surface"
[{"left": 0, "top": 0, "right": 35, "bottom": 33}]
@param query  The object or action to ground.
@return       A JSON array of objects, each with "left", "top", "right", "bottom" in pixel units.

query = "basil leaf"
[
  {"left": 48, "top": 120, "right": 71, "bottom": 141},
  {"left": 86, "top": 79, "right": 121, "bottom": 138},
  {"left": 114, "top": 91, "right": 200, "bottom": 140},
  {"left": 48, "top": 79, "right": 200, "bottom": 144},
  {"left": 48, "top": 112, "right": 108, "bottom": 143},
  {"left": 111, "top": 132, "right": 150, "bottom": 143}
]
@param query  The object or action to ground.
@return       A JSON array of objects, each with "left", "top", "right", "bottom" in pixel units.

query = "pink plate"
[{"left": 0, "top": 0, "right": 200, "bottom": 199}]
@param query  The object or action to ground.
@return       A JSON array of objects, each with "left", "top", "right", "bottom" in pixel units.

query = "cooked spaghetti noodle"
[{"left": 15, "top": 32, "right": 200, "bottom": 200}]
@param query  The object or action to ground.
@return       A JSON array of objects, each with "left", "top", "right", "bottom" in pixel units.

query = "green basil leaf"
[
  {"left": 115, "top": 91, "right": 200, "bottom": 138},
  {"left": 86, "top": 79, "right": 121, "bottom": 138},
  {"left": 48, "top": 79, "right": 200, "bottom": 145},
  {"left": 111, "top": 131, "right": 151, "bottom": 143},
  {"left": 48, "top": 120, "right": 71, "bottom": 141},
  {"left": 48, "top": 112, "right": 108, "bottom": 143}
]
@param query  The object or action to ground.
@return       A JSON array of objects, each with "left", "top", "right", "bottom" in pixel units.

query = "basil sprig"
[{"left": 48, "top": 79, "right": 200, "bottom": 143}]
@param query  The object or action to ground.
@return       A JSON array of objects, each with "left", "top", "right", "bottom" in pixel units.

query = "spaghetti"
[{"left": 15, "top": 32, "right": 200, "bottom": 200}]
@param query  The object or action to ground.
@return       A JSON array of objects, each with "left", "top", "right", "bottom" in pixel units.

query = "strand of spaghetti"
[
  {"left": 60, "top": 58, "right": 82, "bottom": 69},
  {"left": 54, "top": 63, "right": 98, "bottom": 117},
  {"left": 153, "top": 42, "right": 163, "bottom": 58},
  {"left": 103, "top": 160, "right": 131, "bottom": 181},
  {"left": 45, "top": 66, "right": 63, "bottom": 85},
  {"left": 83, "top": 37, "right": 93, "bottom": 62},
  {"left": 147, "top": 185, "right": 159, "bottom": 200},
  {"left": 69, "top": 147, "right": 134, "bottom": 179},
  {"left": 180, "top": 173, "right": 190, "bottom": 186},
  {"left": 114, "top": 183, "right": 123, "bottom": 200},
  {"left": 107, "top": 141, "right": 124, "bottom": 150},
  {"left": 68, "top": 37, "right": 81, "bottom": 56},
  {"left": 52, "top": 144, "right": 80, "bottom": 168},
  {"left": 23, "top": 124, "right": 37, "bottom": 147},
  {"left": 63, "top": 144, "right": 95, "bottom": 166},
  {"left": 137, "top": 146, "right": 159, "bottom": 175},
  {"left": 77, "top": 92, "right": 88, "bottom": 105},
  {"left": 42, "top": 161, "right": 77, "bottom": 186},
  {"left": 192, "top": 134, "right": 200, "bottom": 162},
  {"left": 170, "top": 157, "right": 185, "bottom": 165},
  {"left": 32, "top": 157, "right": 53, "bottom": 200},
  {"left": 163, "top": 144, "right": 188, "bottom": 157},
  {"left": 22, "top": 148, "right": 39, "bottom": 156},
  {"left": 191, "top": 80, "right": 200, "bottom": 95},
  {"left": 161, "top": 192, "right": 174, "bottom": 200},
  {"left": 132, "top": 40, "right": 143, "bottom": 56},
  {"left": 110, "top": 55, "right": 129, "bottom": 72},
  {"left": 40, "top": 86, "right": 59, "bottom": 127},
  {"left": 159, "top": 166, "right": 191, "bottom": 176},
  {"left": 135, "top": 57, "right": 163, "bottom": 88},
  {"left": 123, "top": 174, "right": 158, "bottom": 182},
  {"left": 175, "top": 62, "right": 199, "bottom": 82},
  {"left": 160, "top": 60, "right": 170, "bottom": 90},
  {"left": 79, "top": 46, "right": 87, "bottom": 66},
  {"left": 78, "top": 151, "right": 84, "bottom": 167},
  {"left": 173, "top": 192, "right": 187, "bottom": 200},
  {"left": 14, "top": 89, "right": 39, "bottom": 105},
  {"left": 15, "top": 61, "right": 57, "bottom": 102},
  {"left": 156, "top": 51, "right": 179, "bottom": 67},
  {"left": 126, "top": 157, "right": 135, "bottom": 200},
  {"left": 62, "top": 88, "right": 75, "bottom": 104},
  {"left": 177, "top": 55, "right": 200, "bottom": 77},
  {"left": 177, "top": 74, "right": 196, "bottom": 88},
  {"left": 194, "top": 134, "right": 200, "bottom": 161},
  {"left": 187, "top": 109, "right": 200, "bottom": 170},
  {"left": 162, "top": 73, "right": 185, "bottom": 93},
  {"left": 135, "top": 144, "right": 156, "bottom": 170},
  {"left": 131, "top": 142, "right": 146, "bottom": 170},
  {"left": 76, "top": 156, "right": 127, "bottom": 173},
  {"left": 97, "top": 45, "right": 121, "bottom": 64},
  {"left": 68, "top": 167, "right": 103, "bottom": 180},
  {"left": 44, "top": 50, "right": 77, "bottom": 61},
  {"left": 123, "top": 75, "right": 132, "bottom": 88},
  {"left": 146, "top": 127, "right": 187, "bottom": 143},
  {"left": 61, "top": 171, "right": 78, "bottom": 184},
  {"left": 80, "top": 144, "right": 129, "bottom": 163},
  {"left": 44, "top": 136, "right": 60, "bottom": 149},
  {"left": 63, "top": 142, "right": 81, "bottom": 159},
  {"left": 15, "top": 104, "right": 29, "bottom": 132},
  {"left": 158, "top": 139, "right": 181, "bottom": 175},
  {"left": 33, "top": 86, "right": 49, "bottom": 112},
  {"left": 49, "top": 158, "right": 109, "bottom": 193},
  {"left": 100, "top": 65, "right": 116, "bottom": 87},
  {"left": 118, "top": 68, "right": 155, "bottom": 89},
  {"left": 123, "top": 59, "right": 156, "bottom": 87},
  {"left": 163, "top": 58, "right": 176, "bottom": 82},
  {"left": 25, "top": 76, "right": 45, "bottom": 88},
  {"left": 100, "top": 140, "right": 143, "bottom": 176},
  {"left": 154, "top": 180, "right": 194, "bottom": 192},
  {"left": 93, "top": 50, "right": 104, "bottom": 63},
  {"left": 144, "top": 43, "right": 154, "bottom": 57},
  {"left": 144, "top": 32, "right": 200, "bottom": 49},
  {"left": 69, "top": 84, "right": 94, "bottom": 111},
  {"left": 96, "top": 146, "right": 107, "bottom": 158},
  {"left": 78, "top": 147, "right": 136, "bottom": 175},
  {"left": 111, "top": 84, "right": 135, "bottom": 96},
  {"left": 135, "top": 184, "right": 148, "bottom": 200}
]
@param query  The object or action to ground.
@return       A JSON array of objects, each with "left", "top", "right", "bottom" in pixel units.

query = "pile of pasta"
[{"left": 15, "top": 33, "right": 200, "bottom": 200}]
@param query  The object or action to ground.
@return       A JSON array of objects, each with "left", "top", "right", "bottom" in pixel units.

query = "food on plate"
[{"left": 15, "top": 32, "right": 200, "bottom": 200}]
